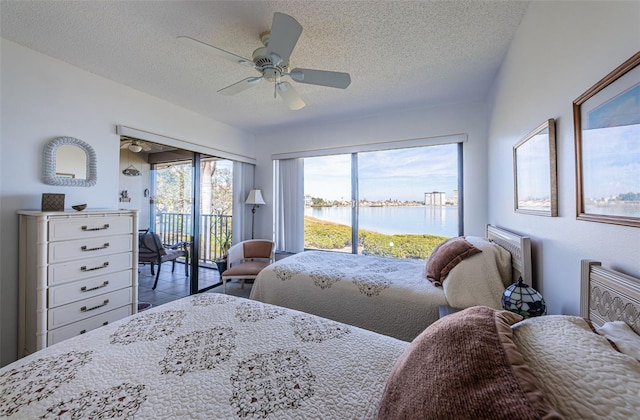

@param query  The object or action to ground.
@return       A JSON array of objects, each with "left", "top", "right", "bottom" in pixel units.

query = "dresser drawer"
[
  {"left": 48, "top": 252, "right": 132, "bottom": 286},
  {"left": 48, "top": 305, "right": 132, "bottom": 346},
  {"left": 48, "top": 234, "right": 132, "bottom": 263},
  {"left": 49, "top": 216, "right": 133, "bottom": 242},
  {"left": 48, "top": 270, "right": 132, "bottom": 308},
  {"left": 48, "top": 287, "right": 133, "bottom": 329}
]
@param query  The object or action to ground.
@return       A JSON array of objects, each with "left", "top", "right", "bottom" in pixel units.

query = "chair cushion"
[
  {"left": 161, "top": 248, "right": 184, "bottom": 262},
  {"left": 243, "top": 241, "right": 273, "bottom": 259},
  {"left": 222, "top": 261, "right": 270, "bottom": 277},
  {"left": 139, "top": 232, "right": 167, "bottom": 257}
]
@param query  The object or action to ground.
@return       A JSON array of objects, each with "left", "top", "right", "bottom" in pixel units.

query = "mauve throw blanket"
[{"left": 376, "top": 306, "right": 561, "bottom": 419}]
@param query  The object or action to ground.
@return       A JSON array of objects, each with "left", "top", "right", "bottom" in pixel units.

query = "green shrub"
[{"left": 304, "top": 216, "right": 448, "bottom": 259}]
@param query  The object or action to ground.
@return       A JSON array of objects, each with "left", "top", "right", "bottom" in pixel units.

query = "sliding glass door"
[{"left": 150, "top": 152, "right": 234, "bottom": 293}]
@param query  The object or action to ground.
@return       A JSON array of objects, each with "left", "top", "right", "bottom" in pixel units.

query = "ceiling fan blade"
[
  {"left": 266, "top": 13, "right": 302, "bottom": 65},
  {"left": 289, "top": 68, "right": 351, "bottom": 89},
  {"left": 276, "top": 82, "right": 305, "bottom": 110},
  {"left": 120, "top": 142, "right": 130, "bottom": 149},
  {"left": 217, "top": 77, "right": 263, "bottom": 96},
  {"left": 177, "top": 36, "right": 256, "bottom": 69}
]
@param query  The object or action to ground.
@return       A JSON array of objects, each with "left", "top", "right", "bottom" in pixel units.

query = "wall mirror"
[{"left": 43, "top": 137, "right": 97, "bottom": 187}]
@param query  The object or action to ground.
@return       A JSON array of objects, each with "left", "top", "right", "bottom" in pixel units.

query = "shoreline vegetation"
[{"left": 304, "top": 216, "right": 448, "bottom": 259}]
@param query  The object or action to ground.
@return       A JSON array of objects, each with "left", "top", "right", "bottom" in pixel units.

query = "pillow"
[
  {"left": 596, "top": 321, "right": 640, "bottom": 361},
  {"left": 442, "top": 236, "right": 512, "bottom": 309},
  {"left": 425, "top": 236, "right": 482, "bottom": 286},
  {"left": 376, "top": 306, "right": 560, "bottom": 420}
]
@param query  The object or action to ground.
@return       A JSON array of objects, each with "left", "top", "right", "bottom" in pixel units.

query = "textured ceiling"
[{"left": 1, "top": 1, "right": 529, "bottom": 134}]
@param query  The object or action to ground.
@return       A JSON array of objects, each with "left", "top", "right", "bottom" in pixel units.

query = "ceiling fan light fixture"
[
  {"left": 128, "top": 144, "right": 143, "bottom": 153},
  {"left": 178, "top": 12, "right": 350, "bottom": 110}
]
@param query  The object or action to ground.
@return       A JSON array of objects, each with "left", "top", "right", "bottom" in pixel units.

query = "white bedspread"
[
  {"left": 0, "top": 294, "right": 408, "bottom": 419},
  {"left": 513, "top": 315, "right": 640, "bottom": 419},
  {"left": 250, "top": 251, "right": 448, "bottom": 341}
]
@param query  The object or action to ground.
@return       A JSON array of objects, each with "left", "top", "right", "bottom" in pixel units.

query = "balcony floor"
[{"left": 137, "top": 262, "right": 252, "bottom": 309}]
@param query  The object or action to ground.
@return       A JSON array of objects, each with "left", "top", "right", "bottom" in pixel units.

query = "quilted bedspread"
[
  {"left": 0, "top": 294, "right": 408, "bottom": 419},
  {"left": 250, "top": 251, "right": 448, "bottom": 342}
]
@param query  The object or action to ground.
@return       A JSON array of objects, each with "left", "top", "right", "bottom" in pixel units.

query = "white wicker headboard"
[
  {"left": 581, "top": 260, "right": 640, "bottom": 335},
  {"left": 485, "top": 224, "right": 532, "bottom": 285}
]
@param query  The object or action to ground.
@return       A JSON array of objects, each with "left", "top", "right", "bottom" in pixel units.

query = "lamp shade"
[
  {"left": 245, "top": 189, "right": 266, "bottom": 205},
  {"left": 128, "top": 144, "right": 143, "bottom": 153},
  {"left": 502, "top": 277, "right": 546, "bottom": 317}
]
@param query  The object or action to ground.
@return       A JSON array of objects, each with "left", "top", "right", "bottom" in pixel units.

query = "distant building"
[
  {"left": 304, "top": 194, "right": 313, "bottom": 207},
  {"left": 424, "top": 191, "right": 446, "bottom": 206},
  {"left": 452, "top": 189, "right": 459, "bottom": 206}
]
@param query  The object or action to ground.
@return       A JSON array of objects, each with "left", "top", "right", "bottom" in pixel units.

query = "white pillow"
[
  {"left": 596, "top": 321, "right": 640, "bottom": 361},
  {"left": 442, "top": 236, "right": 511, "bottom": 309}
]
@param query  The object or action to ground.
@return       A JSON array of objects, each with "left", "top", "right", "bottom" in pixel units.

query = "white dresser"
[{"left": 18, "top": 209, "right": 138, "bottom": 356}]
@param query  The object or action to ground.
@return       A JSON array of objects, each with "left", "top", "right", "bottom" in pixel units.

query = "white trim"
[
  {"left": 271, "top": 133, "right": 467, "bottom": 160},
  {"left": 116, "top": 125, "right": 256, "bottom": 165}
]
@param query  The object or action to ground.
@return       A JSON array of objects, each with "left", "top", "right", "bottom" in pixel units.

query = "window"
[{"left": 303, "top": 143, "right": 462, "bottom": 258}]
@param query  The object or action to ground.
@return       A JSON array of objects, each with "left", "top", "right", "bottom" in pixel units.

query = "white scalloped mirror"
[{"left": 43, "top": 137, "right": 97, "bottom": 187}]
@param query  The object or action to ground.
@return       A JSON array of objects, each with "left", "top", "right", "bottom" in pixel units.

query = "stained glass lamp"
[{"left": 502, "top": 277, "right": 546, "bottom": 317}]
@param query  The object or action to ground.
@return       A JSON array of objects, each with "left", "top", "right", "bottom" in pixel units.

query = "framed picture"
[
  {"left": 574, "top": 52, "right": 640, "bottom": 227},
  {"left": 513, "top": 119, "right": 558, "bottom": 216}
]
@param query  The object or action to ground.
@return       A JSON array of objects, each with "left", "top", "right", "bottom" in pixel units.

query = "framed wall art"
[
  {"left": 513, "top": 118, "right": 558, "bottom": 216},
  {"left": 574, "top": 52, "right": 640, "bottom": 227}
]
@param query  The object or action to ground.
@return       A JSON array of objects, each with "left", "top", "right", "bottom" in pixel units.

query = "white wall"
[
  {"left": 252, "top": 101, "right": 491, "bottom": 241},
  {"left": 0, "top": 39, "right": 256, "bottom": 366},
  {"left": 488, "top": 1, "right": 640, "bottom": 316},
  {"left": 119, "top": 149, "right": 152, "bottom": 229}
]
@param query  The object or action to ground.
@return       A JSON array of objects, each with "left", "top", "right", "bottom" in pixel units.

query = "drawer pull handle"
[
  {"left": 81, "top": 224, "right": 110, "bottom": 231},
  {"left": 81, "top": 281, "right": 109, "bottom": 292},
  {"left": 81, "top": 299, "right": 109, "bottom": 312},
  {"left": 81, "top": 262, "right": 109, "bottom": 272},
  {"left": 80, "top": 321, "right": 108, "bottom": 335},
  {"left": 81, "top": 243, "right": 110, "bottom": 252}
]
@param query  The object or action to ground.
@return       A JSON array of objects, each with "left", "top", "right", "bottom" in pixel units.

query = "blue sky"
[
  {"left": 582, "top": 124, "right": 639, "bottom": 199},
  {"left": 304, "top": 144, "right": 459, "bottom": 202}
]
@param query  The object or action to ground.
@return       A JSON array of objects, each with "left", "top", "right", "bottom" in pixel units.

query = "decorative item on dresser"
[{"left": 17, "top": 209, "right": 138, "bottom": 356}]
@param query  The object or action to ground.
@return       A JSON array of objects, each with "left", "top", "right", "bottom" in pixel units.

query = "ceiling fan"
[
  {"left": 178, "top": 12, "right": 351, "bottom": 110},
  {"left": 120, "top": 138, "right": 152, "bottom": 153}
]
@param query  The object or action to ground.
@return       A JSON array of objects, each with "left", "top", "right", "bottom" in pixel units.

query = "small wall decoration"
[
  {"left": 513, "top": 119, "right": 557, "bottom": 216},
  {"left": 120, "top": 190, "right": 131, "bottom": 202},
  {"left": 574, "top": 52, "right": 640, "bottom": 227},
  {"left": 122, "top": 165, "right": 142, "bottom": 177},
  {"left": 41, "top": 193, "right": 65, "bottom": 211}
]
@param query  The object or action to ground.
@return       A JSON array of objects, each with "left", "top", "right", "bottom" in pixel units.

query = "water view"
[{"left": 305, "top": 205, "right": 459, "bottom": 238}]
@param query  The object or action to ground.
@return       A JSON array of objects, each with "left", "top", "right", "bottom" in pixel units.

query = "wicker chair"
[{"left": 138, "top": 231, "right": 189, "bottom": 290}]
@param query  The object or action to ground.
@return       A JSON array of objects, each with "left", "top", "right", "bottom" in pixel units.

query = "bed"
[
  {"left": 249, "top": 224, "right": 532, "bottom": 341},
  {"left": 1, "top": 259, "right": 639, "bottom": 419}
]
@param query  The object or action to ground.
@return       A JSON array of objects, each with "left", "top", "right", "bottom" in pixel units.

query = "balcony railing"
[{"left": 155, "top": 212, "right": 232, "bottom": 265}]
